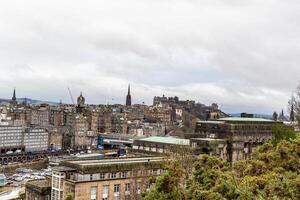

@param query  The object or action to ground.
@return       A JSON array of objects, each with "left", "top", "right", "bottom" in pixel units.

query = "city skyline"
[{"left": 1, "top": 0, "right": 300, "bottom": 114}]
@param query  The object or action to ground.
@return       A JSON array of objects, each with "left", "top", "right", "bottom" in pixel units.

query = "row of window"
[
  {"left": 0, "top": 127, "right": 23, "bottom": 130},
  {"left": 0, "top": 136, "right": 21, "bottom": 140},
  {"left": 90, "top": 183, "right": 134, "bottom": 200},
  {"left": 76, "top": 169, "right": 164, "bottom": 182}
]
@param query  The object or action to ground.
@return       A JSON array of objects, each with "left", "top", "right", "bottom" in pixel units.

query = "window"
[
  {"left": 121, "top": 172, "right": 127, "bottom": 178},
  {"left": 125, "top": 183, "right": 130, "bottom": 192},
  {"left": 100, "top": 173, "right": 105, "bottom": 180},
  {"left": 111, "top": 172, "right": 117, "bottom": 179},
  {"left": 90, "top": 187, "right": 97, "bottom": 200},
  {"left": 192, "top": 142, "right": 197, "bottom": 148},
  {"left": 137, "top": 182, "right": 141, "bottom": 194},
  {"left": 102, "top": 185, "right": 109, "bottom": 200},
  {"left": 103, "top": 185, "right": 109, "bottom": 194},
  {"left": 114, "top": 184, "right": 120, "bottom": 193}
]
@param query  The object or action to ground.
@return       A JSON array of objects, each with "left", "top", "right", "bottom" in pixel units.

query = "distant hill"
[{"left": 0, "top": 98, "right": 59, "bottom": 106}]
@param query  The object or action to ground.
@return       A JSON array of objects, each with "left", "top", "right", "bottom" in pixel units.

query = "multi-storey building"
[
  {"left": 189, "top": 117, "right": 278, "bottom": 162},
  {"left": 24, "top": 127, "right": 49, "bottom": 152},
  {"left": 0, "top": 125, "right": 24, "bottom": 153},
  {"left": 99, "top": 107, "right": 112, "bottom": 133},
  {"left": 50, "top": 109, "right": 64, "bottom": 127},
  {"left": 0, "top": 124, "right": 48, "bottom": 153},
  {"left": 127, "top": 121, "right": 165, "bottom": 137},
  {"left": 133, "top": 136, "right": 190, "bottom": 154},
  {"left": 51, "top": 157, "right": 165, "bottom": 200},
  {"left": 31, "top": 106, "right": 50, "bottom": 127},
  {"left": 25, "top": 179, "right": 51, "bottom": 200},
  {"left": 71, "top": 114, "right": 97, "bottom": 150},
  {"left": 145, "top": 104, "right": 172, "bottom": 127}
]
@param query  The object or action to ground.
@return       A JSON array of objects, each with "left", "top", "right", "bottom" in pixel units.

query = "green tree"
[
  {"left": 271, "top": 124, "right": 296, "bottom": 145},
  {"left": 144, "top": 136, "right": 300, "bottom": 200},
  {"left": 64, "top": 193, "right": 74, "bottom": 200},
  {"left": 143, "top": 161, "right": 186, "bottom": 200}
]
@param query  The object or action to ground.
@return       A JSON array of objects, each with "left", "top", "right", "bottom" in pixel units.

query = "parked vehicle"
[
  {"left": 15, "top": 150, "right": 22, "bottom": 154},
  {"left": 6, "top": 151, "right": 13, "bottom": 155}
]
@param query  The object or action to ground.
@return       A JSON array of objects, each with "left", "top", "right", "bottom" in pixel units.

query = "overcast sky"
[{"left": 0, "top": 0, "right": 299, "bottom": 114}]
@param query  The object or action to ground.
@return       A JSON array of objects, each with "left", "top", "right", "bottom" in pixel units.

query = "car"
[{"left": 15, "top": 150, "right": 22, "bottom": 154}]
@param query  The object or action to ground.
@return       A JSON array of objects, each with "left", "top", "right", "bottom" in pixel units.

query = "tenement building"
[
  {"left": 51, "top": 157, "right": 165, "bottom": 200},
  {"left": 189, "top": 117, "right": 278, "bottom": 163}
]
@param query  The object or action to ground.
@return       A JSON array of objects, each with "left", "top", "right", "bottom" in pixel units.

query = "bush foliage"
[{"left": 144, "top": 135, "right": 300, "bottom": 200}]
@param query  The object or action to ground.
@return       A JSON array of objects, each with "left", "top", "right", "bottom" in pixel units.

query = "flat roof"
[
  {"left": 218, "top": 117, "right": 274, "bottom": 123},
  {"left": 197, "top": 120, "right": 225, "bottom": 124},
  {"left": 66, "top": 157, "right": 164, "bottom": 166},
  {"left": 136, "top": 136, "right": 190, "bottom": 145},
  {"left": 52, "top": 166, "right": 76, "bottom": 172},
  {"left": 60, "top": 157, "right": 165, "bottom": 174},
  {"left": 26, "top": 179, "right": 50, "bottom": 189},
  {"left": 190, "top": 138, "right": 226, "bottom": 142}
]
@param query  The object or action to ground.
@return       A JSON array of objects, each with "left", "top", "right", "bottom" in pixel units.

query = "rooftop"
[
  {"left": 60, "top": 156, "right": 165, "bottom": 174},
  {"left": 26, "top": 179, "right": 51, "bottom": 195},
  {"left": 26, "top": 179, "right": 50, "bottom": 188},
  {"left": 52, "top": 166, "right": 76, "bottom": 172},
  {"left": 190, "top": 138, "right": 226, "bottom": 142},
  {"left": 218, "top": 117, "right": 274, "bottom": 123},
  {"left": 197, "top": 120, "right": 225, "bottom": 124},
  {"left": 136, "top": 136, "right": 190, "bottom": 145}
]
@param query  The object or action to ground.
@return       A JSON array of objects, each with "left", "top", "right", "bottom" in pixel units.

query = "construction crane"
[{"left": 67, "top": 87, "right": 75, "bottom": 105}]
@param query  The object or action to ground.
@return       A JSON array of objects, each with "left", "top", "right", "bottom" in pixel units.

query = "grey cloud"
[{"left": 0, "top": 0, "right": 299, "bottom": 114}]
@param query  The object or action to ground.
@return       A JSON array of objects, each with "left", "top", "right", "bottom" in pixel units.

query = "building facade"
[
  {"left": 133, "top": 136, "right": 190, "bottom": 154},
  {"left": 51, "top": 157, "right": 165, "bottom": 200},
  {"left": 26, "top": 179, "right": 51, "bottom": 200},
  {"left": 24, "top": 127, "right": 49, "bottom": 152},
  {"left": 0, "top": 125, "right": 24, "bottom": 153},
  {"left": 190, "top": 117, "right": 278, "bottom": 162},
  {"left": 0, "top": 124, "right": 48, "bottom": 153}
]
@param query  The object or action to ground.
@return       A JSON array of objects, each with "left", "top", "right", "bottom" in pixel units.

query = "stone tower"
[{"left": 76, "top": 92, "right": 85, "bottom": 113}]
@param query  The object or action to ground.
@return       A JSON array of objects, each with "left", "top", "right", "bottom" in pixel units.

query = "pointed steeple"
[
  {"left": 11, "top": 87, "right": 17, "bottom": 107},
  {"left": 126, "top": 84, "right": 132, "bottom": 106},
  {"left": 12, "top": 88, "right": 16, "bottom": 101},
  {"left": 127, "top": 84, "right": 130, "bottom": 95}
]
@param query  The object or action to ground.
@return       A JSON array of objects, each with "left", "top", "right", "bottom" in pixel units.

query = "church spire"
[
  {"left": 12, "top": 88, "right": 16, "bottom": 101},
  {"left": 126, "top": 84, "right": 132, "bottom": 106},
  {"left": 11, "top": 87, "right": 17, "bottom": 107}
]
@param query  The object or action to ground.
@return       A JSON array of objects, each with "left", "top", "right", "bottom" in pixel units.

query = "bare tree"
[{"left": 288, "top": 82, "right": 300, "bottom": 121}]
